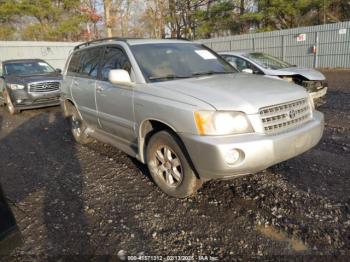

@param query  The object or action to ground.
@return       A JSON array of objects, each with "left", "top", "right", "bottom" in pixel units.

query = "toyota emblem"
[{"left": 289, "top": 109, "right": 296, "bottom": 119}]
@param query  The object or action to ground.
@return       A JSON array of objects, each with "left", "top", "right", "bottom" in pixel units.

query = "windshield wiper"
[
  {"left": 148, "top": 74, "right": 191, "bottom": 81},
  {"left": 191, "top": 71, "right": 233, "bottom": 77}
]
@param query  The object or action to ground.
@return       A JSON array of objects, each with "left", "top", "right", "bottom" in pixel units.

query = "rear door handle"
[
  {"left": 96, "top": 85, "right": 105, "bottom": 92},
  {"left": 73, "top": 80, "right": 79, "bottom": 86}
]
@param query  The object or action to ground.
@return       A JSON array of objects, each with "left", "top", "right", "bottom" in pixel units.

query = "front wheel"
[
  {"left": 5, "top": 92, "right": 19, "bottom": 115},
  {"left": 146, "top": 131, "right": 203, "bottom": 198},
  {"left": 68, "top": 105, "right": 92, "bottom": 145}
]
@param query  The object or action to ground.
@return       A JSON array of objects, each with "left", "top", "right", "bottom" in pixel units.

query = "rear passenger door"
[
  {"left": 95, "top": 46, "right": 136, "bottom": 143},
  {"left": 69, "top": 47, "right": 101, "bottom": 127}
]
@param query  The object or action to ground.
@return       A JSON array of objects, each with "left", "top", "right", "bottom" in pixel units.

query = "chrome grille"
[
  {"left": 259, "top": 98, "right": 312, "bottom": 135},
  {"left": 29, "top": 81, "right": 60, "bottom": 92}
]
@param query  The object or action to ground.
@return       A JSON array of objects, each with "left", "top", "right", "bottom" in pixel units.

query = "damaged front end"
[{"left": 279, "top": 75, "right": 328, "bottom": 106}]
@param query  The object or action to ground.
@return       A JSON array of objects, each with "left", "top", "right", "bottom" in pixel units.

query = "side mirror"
[
  {"left": 56, "top": 68, "right": 62, "bottom": 73},
  {"left": 242, "top": 68, "right": 253, "bottom": 74},
  {"left": 108, "top": 69, "right": 133, "bottom": 86}
]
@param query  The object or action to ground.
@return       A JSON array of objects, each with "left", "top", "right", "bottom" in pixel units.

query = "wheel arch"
[
  {"left": 138, "top": 118, "right": 200, "bottom": 179},
  {"left": 62, "top": 98, "right": 76, "bottom": 117},
  {"left": 138, "top": 118, "right": 176, "bottom": 163}
]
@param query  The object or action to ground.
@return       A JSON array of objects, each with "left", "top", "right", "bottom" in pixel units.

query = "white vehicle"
[{"left": 220, "top": 52, "right": 327, "bottom": 104}]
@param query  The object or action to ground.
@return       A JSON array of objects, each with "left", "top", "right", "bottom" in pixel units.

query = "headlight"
[
  {"left": 8, "top": 83, "right": 25, "bottom": 90},
  {"left": 194, "top": 111, "right": 254, "bottom": 135},
  {"left": 281, "top": 76, "right": 294, "bottom": 83}
]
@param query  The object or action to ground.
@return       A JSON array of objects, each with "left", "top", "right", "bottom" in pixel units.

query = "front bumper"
[
  {"left": 9, "top": 89, "right": 60, "bottom": 109},
  {"left": 310, "top": 86, "right": 327, "bottom": 100},
  {"left": 180, "top": 111, "right": 324, "bottom": 180}
]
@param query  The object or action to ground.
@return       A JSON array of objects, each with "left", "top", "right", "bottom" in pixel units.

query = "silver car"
[
  {"left": 219, "top": 52, "right": 328, "bottom": 103},
  {"left": 60, "top": 38, "right": 324, "bottom": 198}
]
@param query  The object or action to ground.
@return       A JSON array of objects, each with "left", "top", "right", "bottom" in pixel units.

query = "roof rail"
[
  {"left": 73, "top": 37, "right": 143, "bottom": 50},
  {"left": 164, "top": 37, "right": 190, "bottom": 41}
]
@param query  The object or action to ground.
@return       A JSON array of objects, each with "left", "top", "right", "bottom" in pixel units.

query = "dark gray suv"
[
  {"left": 0, "top": 59, "right": 62, "bottom": 114},
  {"left": 60, "top": 38, "right": 323, "bottom": 198}
]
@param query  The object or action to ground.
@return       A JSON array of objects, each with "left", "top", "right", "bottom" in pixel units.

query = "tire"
[
  {"left": 5, "top": 92, "right": 19, "bottom": 115},
  {"left": 68, "top": 105, "right": 93, "bottom": 145},
  {"left": 146, "top": 130, "right": 203, "bottom": 198}
]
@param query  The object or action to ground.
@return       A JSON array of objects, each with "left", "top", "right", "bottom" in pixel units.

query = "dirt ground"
[{"left": 0, "top": 70, "right": 349, "bottom": 261}]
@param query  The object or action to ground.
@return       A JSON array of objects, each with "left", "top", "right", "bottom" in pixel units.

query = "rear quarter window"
[{"left": 67, "top": 51, "right": 82, "bottom": 76}]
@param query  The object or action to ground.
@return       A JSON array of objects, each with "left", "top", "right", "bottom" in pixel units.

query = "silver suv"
[{"left": 60, "top": 38, "right": 324, "bottom": 198}]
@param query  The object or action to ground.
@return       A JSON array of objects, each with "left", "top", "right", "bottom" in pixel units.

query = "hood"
[
  {"left": 4, "top": 72, "right": 62, "bottom": 85},
  {"left": 265, "top": 67, "right": 325, "bottom": 80},
  {"left": 152, "top": 73, "right": 308, "bottom": 114}
]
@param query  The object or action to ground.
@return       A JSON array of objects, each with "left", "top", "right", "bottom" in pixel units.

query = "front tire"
[
  {"left": 68, "top": 105, "right": 92, "bottom": 145},
  {"left": 146, "top": 130, "right": 203, "bottom": 198},
  {"left": 5, "top": 92, "right": 19, "bottom": 115}
]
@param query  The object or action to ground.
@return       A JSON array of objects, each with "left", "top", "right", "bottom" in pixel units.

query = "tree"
[
  {"left": 103, "top": 0, "right": 112, "bottom": 37},
  {"left": 0, "top": 0, "right": 21, "bottom": 40},
  {"left": 1, "top": 0, "right": 350, "bottom": 41},
  {"left": 81, "top": 0, "right": 103, "bottom": 40},
  {"left": 0, "top": 0, "right": 89, "bottom": 41}
]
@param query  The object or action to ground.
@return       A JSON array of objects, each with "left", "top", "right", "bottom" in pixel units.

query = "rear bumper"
[{"left": 180, "top": 111, "right": 324, "bottom": 180}]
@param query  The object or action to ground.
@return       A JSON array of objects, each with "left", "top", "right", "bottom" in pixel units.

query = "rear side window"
[
  {"left": 101, "top": 47, "right": 131, "bottom": 81},
  {"left": 79, "top": 48, "right": 101, "bottom": 79},
  {"left": 67, "top": 48, "right": 101, "bottom": 79}
]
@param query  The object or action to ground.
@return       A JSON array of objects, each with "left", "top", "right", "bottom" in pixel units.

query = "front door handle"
[{"left": 96, "top": 85, "right": 104, "bottom": 92}]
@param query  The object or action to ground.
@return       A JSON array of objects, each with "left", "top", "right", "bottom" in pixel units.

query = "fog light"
[
  {"left": 16, "top": 99, "right": 23, "bottom": 104},
  {"left": 224, "top": 149, "right": 241, "bottom": 165}
]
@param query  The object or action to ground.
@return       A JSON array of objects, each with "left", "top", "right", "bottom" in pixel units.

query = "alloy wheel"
[{"left": 152, "top": 145, "right": 183, "bottom": 187}]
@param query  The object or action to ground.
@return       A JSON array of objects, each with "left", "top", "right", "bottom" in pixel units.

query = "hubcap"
[{"left": 152, "top": 145, "right": 183, "bottom": 187}]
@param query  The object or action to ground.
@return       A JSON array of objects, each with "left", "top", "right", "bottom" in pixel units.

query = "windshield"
[
  {"left": 244, "top": 53, "right": 293, "bottom": 70},
  {"left": 3, "top": 61, "right": 56, "bottom": 76},
  {"left": 130, "top": 43, "right": 236, "bottom": 82}
]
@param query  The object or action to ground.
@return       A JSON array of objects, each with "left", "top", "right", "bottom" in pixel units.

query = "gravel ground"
[{"left": 0, "top": 70, "right": 349, "bottom": 261}]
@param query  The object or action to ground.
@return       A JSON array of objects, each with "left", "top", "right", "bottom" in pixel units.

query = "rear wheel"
[
  {"left": 68, "top": 105, "right": 92, "bottom": 145},
  {"left": 5, "top": 92, "right": 19, "bottom": 115},
  {"left": 146, "top": 130, "right": 202, "bottom": 198}
]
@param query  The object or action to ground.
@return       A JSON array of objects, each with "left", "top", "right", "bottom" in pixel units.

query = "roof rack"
[
  {"left": 164, "top": 37, "right": 190, "bottom": 41},
  {"left": 73, "top": 37, "right": 142, "bottom": 50},
  {"left": 73, "top": 37, "right": 191, "bottom": 50}
]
